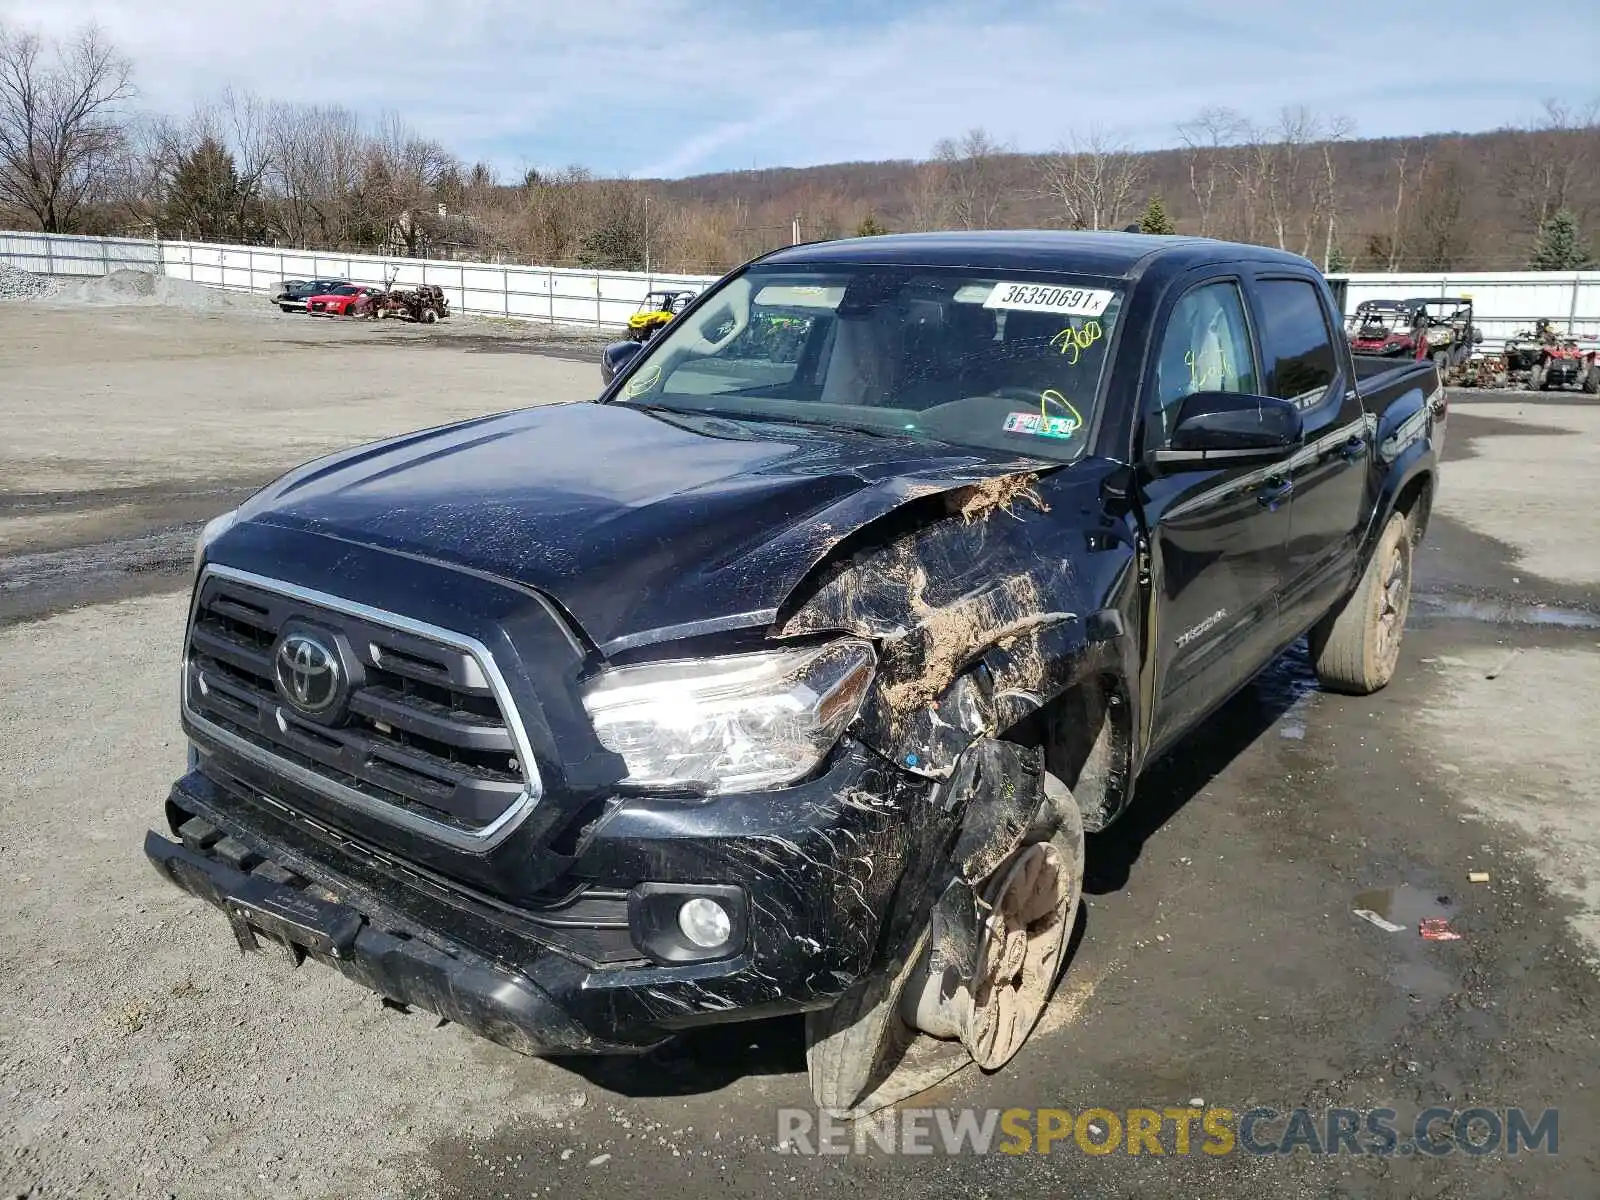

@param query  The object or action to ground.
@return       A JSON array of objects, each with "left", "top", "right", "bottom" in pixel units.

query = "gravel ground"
[
  {"left": 0, "top": 262, "right": 60, "bottom": 301},
  {"left": 1, "top": 308, "right": 1598, "bottom": 1200}
]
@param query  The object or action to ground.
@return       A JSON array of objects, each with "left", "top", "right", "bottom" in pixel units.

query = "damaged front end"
[
  {"left": 150, "top": 446, "right": 1138, "bottom": 1109},
  {"left": 744, "top": 465, "right": 1133, "bottom": 1113}
]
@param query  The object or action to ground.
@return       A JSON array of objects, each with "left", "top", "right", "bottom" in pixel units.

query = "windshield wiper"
[
  {"left": 621, "top": 402, "right": 761, "bottom": 439},
  {"left": 719, "top": 413, "right": 908, "bottom": 441}
]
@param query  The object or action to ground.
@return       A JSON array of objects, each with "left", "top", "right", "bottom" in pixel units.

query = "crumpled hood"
[{"left": 237, "top": 401, "right": 1050, "bottom": 651}]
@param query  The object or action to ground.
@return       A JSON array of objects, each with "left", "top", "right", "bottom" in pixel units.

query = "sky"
[{"left": 2, "top": 0, "right": 1594, "bottom": 180}]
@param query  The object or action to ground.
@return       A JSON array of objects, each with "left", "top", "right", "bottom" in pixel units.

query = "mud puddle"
[
  {"left": 1352, "top": 883, "right": 1466, "bottom": 1017},
  {"left": 1410, "top": 593, "right": 1600, "bottom": 629},
  {"left": 0, "top": 525, "right": 198, "bottom": 626}
]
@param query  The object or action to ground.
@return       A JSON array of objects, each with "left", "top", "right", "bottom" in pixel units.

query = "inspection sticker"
[
  {"left": 984, "top": 282, "right": 1113, "bottom": 316},
  {"left": 1004, "top": 411, "right": 1079, "bottom": 439}
]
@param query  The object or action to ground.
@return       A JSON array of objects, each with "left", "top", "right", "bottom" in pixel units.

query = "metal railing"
[
  {"left": 5, "top": 230, "right": 1599, "bottom": 347},
  {"left": 0, "top": 230, "right": 718, "bottom": 330}
]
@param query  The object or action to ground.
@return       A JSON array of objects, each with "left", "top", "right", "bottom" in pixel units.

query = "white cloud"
[{"left": 1, "top": 0, "right": 1593, "bottom": 178}]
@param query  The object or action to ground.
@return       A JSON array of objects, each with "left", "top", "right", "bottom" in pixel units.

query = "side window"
[
  {"left": 1255, "top": 279, "right": 1339, "bottom": 409},
  {"left": 1150, "top": 281, "right": 1256, "bottom": 448}
]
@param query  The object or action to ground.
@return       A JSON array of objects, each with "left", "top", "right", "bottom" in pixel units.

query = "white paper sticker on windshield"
[{"left": 983, "top": 282, "right": 1113, "bottom": 316}]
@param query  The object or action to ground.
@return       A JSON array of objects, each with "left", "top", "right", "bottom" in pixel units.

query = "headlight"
[
  {"left": 581, "top": 638, "right": 876, "bottom": 793},
  {"left": 192, "top": 508, "right": 239, "bottom": 576}
]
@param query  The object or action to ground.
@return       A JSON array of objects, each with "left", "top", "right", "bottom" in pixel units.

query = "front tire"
[
  {"left": 1310, "top": 511, "right": 1413, "bottom": 695},
  {"left": 805, "top": 780, "right": 1084, "bottom": 1114}
]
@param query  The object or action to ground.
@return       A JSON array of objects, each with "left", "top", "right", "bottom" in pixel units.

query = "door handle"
[
  {"left": 1256, "top": 478, "right": 1294, "bottom": 509},
  {"left": 1338, "top": 436, "right": 1368, "bottom": 462}
]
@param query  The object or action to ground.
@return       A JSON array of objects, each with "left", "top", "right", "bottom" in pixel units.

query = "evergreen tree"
[
  {"left": 1138, "top": 195, "right": 1176, "bottom": 235},
  {"left": 854, "top": 212, "right": 889, "bottom": 238},
  {"left": 164, "top": 137, "right": 246, "bottom": 242},
  {"left": 1529, "top": 209, "right": 1591, "bottom": 270},
  {"left": 1326, "top": 244, "right": 1352, "bottom": 272}
]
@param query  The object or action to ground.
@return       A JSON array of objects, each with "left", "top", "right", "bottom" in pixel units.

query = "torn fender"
[{"left": 777, "top": 469, "right": 1139, "bottom": 775}]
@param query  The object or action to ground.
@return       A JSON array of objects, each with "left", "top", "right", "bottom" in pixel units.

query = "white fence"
[
  {"left": 0, "top": 230, "right": 717, "bottom": 330},
  {"left": 3, "top": 229, "right": 1598, "bottom": 345},
  {"left": 1327, "top": 271, "right": 1600, "bottom": 348}
]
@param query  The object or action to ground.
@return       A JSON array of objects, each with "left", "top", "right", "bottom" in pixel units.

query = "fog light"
[{"left": 677, "top": 898, "right": 732, "bottom": 949}]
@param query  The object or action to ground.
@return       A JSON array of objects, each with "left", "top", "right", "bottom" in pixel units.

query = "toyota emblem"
[{"left": 274, "top": 632, "right": 342, "bottom": 715}]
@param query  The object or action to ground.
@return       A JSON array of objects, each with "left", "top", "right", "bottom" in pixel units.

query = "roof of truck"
[{"left": 760, "top": 230, "right": 1317, "bottom": 278}]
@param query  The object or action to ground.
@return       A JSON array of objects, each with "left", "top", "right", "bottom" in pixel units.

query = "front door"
[{"left": 1138, "top": 277, "right": 1295, "bottom": 753}]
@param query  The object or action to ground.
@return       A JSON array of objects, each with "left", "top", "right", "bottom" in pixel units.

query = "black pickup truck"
[{"left": 148, "top": 232, "right": 1444, "bottom": 1114}]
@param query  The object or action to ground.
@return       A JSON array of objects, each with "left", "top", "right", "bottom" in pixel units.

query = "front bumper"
[{"left": 147, "top": 743, "right": 944, "bottom": 1055}]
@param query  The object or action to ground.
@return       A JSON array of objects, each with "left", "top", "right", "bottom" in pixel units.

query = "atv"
[
  {"left": 626, "top": 289, "right": 698, "bottom": 343},
  {"left": 1413, "top": 297, "right": 1480, "bottom": 380},
  {"left": 1347, "top": 298, "right": 1428, "bottom": 358},
  {"left": 1531, "top": 336, "right": 1600, "bottom": 393}
]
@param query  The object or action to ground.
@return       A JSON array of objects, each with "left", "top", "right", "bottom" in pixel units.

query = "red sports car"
[{"left": 306, "top": 284, "right": 380, "bottom": 317}]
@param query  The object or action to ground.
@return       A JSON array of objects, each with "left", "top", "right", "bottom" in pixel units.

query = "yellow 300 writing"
[
  {"left": 1184, "top": 345, "right": 1232, "bottom": 390},
  {"left": 1051, "top": 320, "right": 1103, "bottom": 365}
]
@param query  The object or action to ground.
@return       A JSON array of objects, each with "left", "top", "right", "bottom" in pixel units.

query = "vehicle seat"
[{"left": 819, "top": 304, "right": 902, "bottom": 407}]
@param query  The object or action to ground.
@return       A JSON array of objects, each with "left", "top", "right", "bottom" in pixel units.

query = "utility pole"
[
  {"left": 644, "top": 196, "right": 651, "bottom": 277},
  {"left": 792, "top": 214, "right": 802, "bottom": 245}
]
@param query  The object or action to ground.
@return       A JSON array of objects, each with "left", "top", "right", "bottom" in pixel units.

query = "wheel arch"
[{"left": 1002, "top": 669, "right": 1135, "bottom": 833}]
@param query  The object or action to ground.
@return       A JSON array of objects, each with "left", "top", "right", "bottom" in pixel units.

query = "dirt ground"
[{"left": 2, "top": 310, "right": 1598, "bottom": 1200}]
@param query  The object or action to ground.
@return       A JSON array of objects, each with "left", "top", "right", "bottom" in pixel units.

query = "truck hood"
[{"left": 237, "top": 401, "right": 1050, "bottom": 652}]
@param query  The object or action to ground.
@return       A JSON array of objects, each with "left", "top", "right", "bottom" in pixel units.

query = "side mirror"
[
  {"left": 1473, "top": 328, "right": 1484, "bottom": 344},
  {"left": 1152, "top": 391, "right": 1303, "bottom": 468},
  {"left": 601, "top": 339, "right": 644, "bottom": 385}
]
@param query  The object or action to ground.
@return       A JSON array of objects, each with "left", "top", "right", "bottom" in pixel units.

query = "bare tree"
[
  {"left": 1177, "top": 107, "right": 1248, "bottom": 236},
  {"left": 932, "top": 128, "right": 1010, "bottom": 229},
  {"left": 1316, "top": 115, "right": 1356, "bottom": 269},
  {"left": 1500, "top": 99, "right": 1600, "bottom": 238},
  {"left": 516, "top": 165, "right": 593, "bottom": 264},
  {"left": 1254, "top": 106, "right": 1322, "bottom": 254},
  {"left": 0, "top": 21, "right": 134, "bottom": 232},
  {"left": 1042, "top": 129, "right": 1146, "bottom": 230},
  {"left": 360, "top": 111, "right": 456, "bottom": 254},
  {"left": 1377, "top": 141, "right": 1426, "bottom": 270},
  {"left": 905, "top": 160, "right": 952, "bottom": 231},
  {"left": 267, "top": 102, "right": 365, "bottom": 247},
  {"left": 1407, "top": 147, "right": 1475, "bottom": 269},
  {"left": 212, "top": 87, "right": 273, "bottom": 240}
]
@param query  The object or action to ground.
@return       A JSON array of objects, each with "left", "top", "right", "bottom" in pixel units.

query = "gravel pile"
[
  {"left": 0, "top": 265, "right": 265, "bottom": 312},
  {"left": 0, "top": 261, "right": 61, "bottom": 301},
  {"left": 49, "top": 268, "right": 259, "bottom": 312}
]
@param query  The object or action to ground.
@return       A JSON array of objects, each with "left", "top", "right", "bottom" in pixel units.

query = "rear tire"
[
  {"left": 421, "top": 308, "right": 437, "bottom": 324},
  {"left": 1584, "top": 367, "right": 1599, "bottom": 395},
  {"left": 1310, "top": 511, "right": 1413, "bottom": 695}
]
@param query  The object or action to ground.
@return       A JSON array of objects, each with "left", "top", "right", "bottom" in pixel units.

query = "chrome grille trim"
[{"left": 183, "top": 563, "right": 543, "bottom": 851}]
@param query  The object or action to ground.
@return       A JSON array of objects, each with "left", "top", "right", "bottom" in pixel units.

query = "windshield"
[{"left": 608, "top": 263, "right": 1125, "bottom": 462}]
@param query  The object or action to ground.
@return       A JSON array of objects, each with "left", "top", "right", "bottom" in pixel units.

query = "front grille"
[{"left": 184, "top": 568, "right": 536, "bottom": 842}]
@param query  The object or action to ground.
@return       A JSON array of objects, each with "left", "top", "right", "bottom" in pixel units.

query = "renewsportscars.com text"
[{"left": 776, "top": 1106, "right": 1559, "bottom": 1158}]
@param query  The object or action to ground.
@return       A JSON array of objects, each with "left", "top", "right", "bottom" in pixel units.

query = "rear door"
[
  {"left": 1139, "top": 274, "right": 1295, "bottom": 751},
  {"left": 1246, "top": 274, "right": 1372, "bottom": 636}
]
